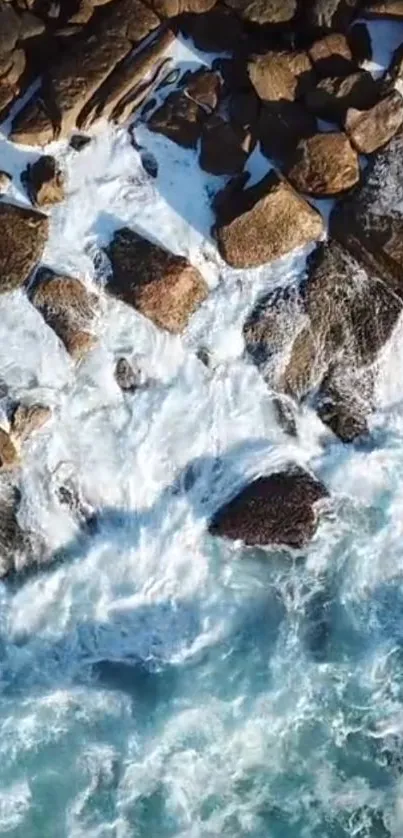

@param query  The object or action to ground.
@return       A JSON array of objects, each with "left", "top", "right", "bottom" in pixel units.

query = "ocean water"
[{"left": 1, "top": 25, "right": 403, "bottom": 838}]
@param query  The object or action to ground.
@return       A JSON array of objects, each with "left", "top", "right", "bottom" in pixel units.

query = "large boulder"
[
  {"left": 223, "top": 0, "right": 297, "bottom": 24},
  {"left": 330, "top": 127, "right": 403, "bottom": 299},
  {"left": 0, "top": 202, "right": 48, "bottom": 293},
  {"left": 147, "top": 68, "right": 222, "bottom": 148},
  {"left": 344, "top": 91, "right": 403, "bottom": 154},
  {"left": 308, "top": 33, "right": 354, "bottom": 77},
  {"left": 248, "top": 50, "right": 314, "bottom": 103},
  {"left": 362, "top": 1, "right": 403, "bottom": 18},
  {"left": 208, "top": 466, "right": 328, "bottom": 549},
  {"left": 179, "top": 5, "right": 243, "bottom": 53},
  {"left": 0, "top": 481, "right": 28, "bottom": 577},
  {"left": 305, "top": 70, "right": 380, "bottom": 122},
  {"left": 258, "top": 100, "right": 317, "bottom": 162},
  {"left": 30, "top": 269, "right": 98, "bottom": 361},
  {"left": 286, "top": 132, "right": 359, "bottom": 196},
  {"left": 105, "top": 228, "right": 208, "bottom": 333},
  {"left": 199, "top": 114, "right": 254, "bottom": 175},
  {"left": 214, "top": 171, "right": 324, "bottom": 269}
]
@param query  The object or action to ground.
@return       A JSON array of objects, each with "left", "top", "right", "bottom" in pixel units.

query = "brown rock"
[
  {"left": 330, "top": 128, "right": 403, "bottom": 299},
  {"left": 258, "top": 100, "right": 317, "bottom": 162},
  {"left": 147, "top": 0, "right": 217, "bottom": 14},
  {"left": 10, "top": 98, "right": 55, "bottom": 146},
  {"left": 306, "top": 0, "right": 360, "bottom": 32},
  {"left": 308, "top": 33, "right": 354, "bottom": 77},
  {"left": 179, "top": 5, "right": 243, "bottom": 53},
  {"left": 305, "top": 70, "right": 380, "bottom": 122},
  {"left": 106, "top": 228, "right": 208, "bottom": 333},
  {"left": 316, "top": 370, "right": 370, "bottom": 442},
  {"left": 199, "top": 115, "right": 253, "bottom": 175},
  {"left": 223, "top": 0, "right": 297, "bottom": 24},
  {"left": 362, "top": 1, "right": 403, "bottom": 18},
  {"left": 0, "top": 202, "right": 48, "bottom": 293},
  {"left": 0, "top": 171, "right": 11, "bottom": 192},
  {"left": 23, "top": 155, "right": 65, "bottom": 207},
  {"left": 208, "top": 466, "right": 328, "bottom": 549},
  {"left": 345, "top": 91, "right": 403, "bottom": 154},
  {"left": 19, "top": 11, "right": 46, "bottom": 39},
  {"left": 0, "top": 429, "right": 19, "bottom": 470},
  {"left": 30, "top": 269, "right": 98, "bottom": 360},
  {"left": 248, "top": 50, "right": 313, "bottom": 104},
  {"left": 184, "top": 67, "right": 222, "bottom": 110},
  {"left": 0, "top": 481, "right": 29, "bottom": 577},
  {"left": 11, "top": 403, "right": 52, "bottom": 442},
  {"left": 286, "top": 132, "right": 360, "bottom": 196},
  {"left": 214, "top": 171, "right": 324, "bottom": 269},
  {"left": 0, "top": 47, "right": 26, "bottom": 116},
  {"left": 148, "top": 68, "right": 221, "bottom": 147},
  {"left": 387, "top": 41, "right": 403, "bottom": 85},
  {"left": 0, "top": 3, "right": 20, "bottom": 55}
]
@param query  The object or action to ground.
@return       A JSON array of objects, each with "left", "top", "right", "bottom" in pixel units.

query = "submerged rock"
[
  {"left": 10, "top": 403, "right": 52, "bottom": 443},
  {"left": 0, "top": 429, "right": 19, "bottom": 471},
  {"left": 22, "top": 155, "right": 65, "bottom": 207},
  {"left": 0, "top": 202, "right": 49, "bottom": 293},
  {"left": 209, "top": 466, "right": 328, "bottom": 549},
  {"left": 30, "top": 268, "right": 98, "bottom": 361},
  {"left": 106, "top": 227, "right": 208, "bottom": 333},
  {"left": 214, "top": 170, "right": 324, "bottom": 269},
  {"left": 114, "top": 357, "right": 140, "bottom": 392}
]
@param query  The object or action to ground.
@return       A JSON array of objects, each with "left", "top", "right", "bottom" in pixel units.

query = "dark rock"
[
  {"left": 208, "top": 466, "right": 328, "bottom": 548},
  {"left": 69, "top": 133, "right": 92, "bottom": 151},
  {"left": 148, "top": 68, "right": 222, "bottom": 148},
  {"left": 183, "top": 67, "right": 222, "bottom": 110},
  {"left": 229, "top": 89, "right": 260, "bottom": 129},
  {"left": 248, "top": 49, "right": 314, "bottom": 103},
  {"left": 345, "top": 91, "right": 403, "bottom": 154},
  {"left": 114, "top": 357, "right": 140, "bottom": 391},
  {"left": 30, "top": 268, "right": 98, "bottom": 361},
  {"left": 223, "top": 0, "right": 297, "bottom": 25},
  {"left": 146, "top": 0, "right": 217, "bottom": 14},
  {"left": 212, "top": 56, "right": 251, "bottom": 92},
  {"left": 22, "top": 155, "right": 65, "bottom": 207},
  {"left": 0, "top": 202, "right": 48, "bottom": 293},
  {"left": 308, "top": 33, "right": 354, "bottom": 77},
  {"left": 387, "top": 41, "right": 403, "bottom": 86},
  {"left": 316, "top": 369, "right": 370, "bottom": 441},
  {"left": 362, "top": 1, "right": 403, "bottom": 19},
  {"left": 306, "top": 0, "right": 361, "bottom": 32},
  {"left": 214, "top": 170, "right": 324, "bottom": 269},
  {"left": 348, "top": 22, "right": 372, "bottom": 64},
  {"left": 105, "top": 227, "right": 208, "bottom": 333},
  {"left": 141, "top": 150, "right": 158, "bottom": 178},
  {"left": 305, "top": 70, "right": 380, "bottom": 122},
  {"left": 199, "top": 114, "right": 253, "bottom": 175},
  {"left": 258, "top": 100, "right": 317, "bottom": 162},
  {"left": 330, "top": 128, "right": 403, "bottom": 299},
  {"left": 179, "top": 4, "right": 243, "bottom": 52},
  {"left": 0, "top": 3, "right": 20, "bottom": 55},
  {"left": 286, "top": 132, "right": 359, "bottom": 196}
]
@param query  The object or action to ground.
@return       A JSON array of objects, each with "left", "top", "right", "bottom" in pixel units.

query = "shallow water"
[{"left": 1, "top": 27, "right": 403, "bottom": 838}]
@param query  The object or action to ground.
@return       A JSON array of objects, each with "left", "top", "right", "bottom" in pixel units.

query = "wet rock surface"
[
  {"left": 0, "top": 202, "right": 49, "bottom": 293},
  {"left": 209, "top": 466, "right": 328, "bottom": 548},
  {"left": 22, "top": 155, "right": 65, "bottom": 207},
  {"left": 30, "top": 268, "right": 98, "bottom": 360},
  {"left": 106, "top": 227, "right": 208, "bottom": 332}
]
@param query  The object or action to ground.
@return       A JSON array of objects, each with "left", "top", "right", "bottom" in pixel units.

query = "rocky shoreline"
[{"left": 0, "top": 0, "right": 402, "bottom": 571}]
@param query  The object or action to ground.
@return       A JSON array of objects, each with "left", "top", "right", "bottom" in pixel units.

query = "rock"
[
  {"left": 30, "top": 269, "right": 98, "bottom": 361},
  {"left": 345, "top": 91, "right": 403, "bottom": 154},
  {"left": 330, "top": 128, "right": 403, "bottom": 299},
  {"left": 208, "top": 466, "right": 328, "bottom": 548},
  {"left": 258, "top": 100, "right": 317, "bottom": 162},
  {"left": 286, "top": 132, "right": 359, "bottom": 196},
  {"left": 223, "top": 0, "right": 297, "bottom": 25},
  {"left": 0, "top": 171, "right": 11, "bottom": 192},
  {"left": 199, "top": 115, "right": 253, "bottom": 175},
  {"left": 146, "top": 0, "right": 217, "bottom": 13},
  {"left": 362, "top": 1, "right": 403, "bottom": 18},
  {"left": 179, "top": 5, "right": 243, "bottom": 53},
  {"left": 0, "top": 202, "right": 48, "bottom": 293},
  {"left": 214, "top": 170, "right": 324, "bottom": 269},
  {"left": 19, "top": 10, "right": 46, "bottom": 39},
  {"left": 305, "top": 70, "right": 380, "bottom": 122},
  {"left": 23, "top": 155, "right": 65, "bottom": 207},
  {"left": 114, "top": 357, "right": 140, "bottom": 391},
  {"left": 0, "top": 429, "right": 19, "bottom": 470},
  {"left": 0, "top": 47, "right": 26, "bottom": 117},
  {"left": 148, "top": 68, "right": 221, "bottom": 147},
  {"left": 69, "top": 133, "right": 92, "bottom": 151},
  {"left": 0, "top": 3, "right": 20, "bottom": 55},
  {"left": 10, "top": 403, "right": 52, "bottom": 442},
  {"left": 387, "top": 41, "right": 403, "bottom": 85},
  {"left": 229, "top": 90, "right": 260, "bottom": 129},
  {"left": 10, "top": 98, "right": 55, "bottom": 146},
  {"left": 248, "top": 50, "right": 314, "bottom": 104},
  {"left": 105, "top": 228, "right": 208, "bottom": 333},
  {"left": 316, "top": 369, "right": 370, "bottom": 441},
  {"left": 348, "top": 22, "right": 372, "bottom": 64},
  {"left": 308, "top": 33, "right": 354, "bottom": 77},
  {"left": 213, "top": 55, "right": 251, "bottom": 92},
  {"left": 0, "top": 481, "right": 27, "bottom": 577},
  {"left": 306, "top": 0, "right": 360, "bottom": 32}
]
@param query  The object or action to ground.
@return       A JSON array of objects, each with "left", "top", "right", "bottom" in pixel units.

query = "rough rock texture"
[
  {"left": 106, "top": 228, "right": 208, "bottom": 332},
  {"left": 362, "top": 1, "right": 403, "bottom": 18},
  {"left": 0, "top": 429, "right": 19, "bottom": 470},
  {"left": 147, "top": 0, "right": 217, "bottom": 14},
  {"left": 0, "top": 202, "right": 49, "bottom": 293},
  {"left": 330, "top": 128, "right": 403, "bottom": 299},
  {"left": 214, "top": 171, "right": 324, "bottom": 269},
  {"left": 345, "top": 91, "right": 403, "bottom": 154},
  {"left": 248, "top": 50, "right": 313, "bottom": 103},
  {"left": 316, "top": 369, "right": 371, "bottom": 442},
  {"left": 10, "top": 403, "right": 52, "bottom": 443},
  {"left": 305, "top": 70, "right": 379, "bottom": 122},
  {"left": 179, "top": 5, "right": 243, "bottom": 53},
  {"left": 199, "top": 115, "right": 253, "bottom": 174},
  {"left": 114, "top": 357, "right": 140, "bottom": 392},
  {"left": 306, "top": 0, "right": 361, "bottom": 31},
  {"left": 223, "top": 0, "right": 297, "bottom": 24},
  {"left": 308, "top": 33, "right": 354, "bottom": 76},
  {"left": 23, "top": 155, "right": 65, "bottom": 207},
  {"left": 30, "top": 269, "right": 98, "bottom": 360},
  {"left": 286, "top": 132, "right": 360, "bottom": 196},
  {"left": 0, "top": 481, "right": 27, "bottom": 577},
  {"left": 208, "top": 467, "right": 328, "bottom": 549},
  {"left": 258, "top": 100, "right": 317, "bottom": 162},
  {"left": 388, "top": 41, "right": 403, "bottom": 85},
  {"left": 148, "top": 68, "right": 222, "bottom": 147}
]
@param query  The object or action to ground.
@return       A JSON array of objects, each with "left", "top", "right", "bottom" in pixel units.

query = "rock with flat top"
[
  {"left": 0, "top": 202, "right": 48, "bottom": 293},
  {"left": 248, "top": 50, "right": 313, "bottom": 104},
  {"left": 30, "top": 269, "right": 98, "bottom": 361},
  {"left": 106, "top": 228, "right": 208, "bottom": 333},
  {"left": 214, "top": 171, "right": 324, "bottom": 269},
  {"left": 209, "top": 467, "right": 328, "bottom": 548},
  {"left": 345, "top": 91, "right": 403, "bottom": 154},
  {"left": 286, "top": 132, "right": 359, "bottom": 196}
]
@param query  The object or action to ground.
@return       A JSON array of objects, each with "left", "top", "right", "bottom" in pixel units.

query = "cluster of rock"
[{"left": 1, "top": 0, "right": 403, "bottom": 560}]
